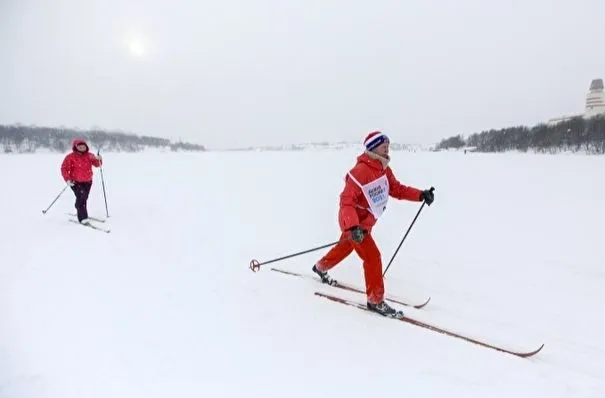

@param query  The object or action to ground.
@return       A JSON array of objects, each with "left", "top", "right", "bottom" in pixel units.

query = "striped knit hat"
[{"left": 364, "top": 131, "right": 389, "bottom": 151}]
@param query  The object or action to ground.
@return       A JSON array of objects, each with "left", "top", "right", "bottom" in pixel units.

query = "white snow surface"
[{"left": 1, "top": 150, "right": 604, "bottom": 397}]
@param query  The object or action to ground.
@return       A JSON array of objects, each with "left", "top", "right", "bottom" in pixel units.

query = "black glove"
[
  {"left": 348, "top": 226, "right": 366, "bottom": 243},
  {"left": 420, "top": 188, "right": 435, "bottom": 206}
]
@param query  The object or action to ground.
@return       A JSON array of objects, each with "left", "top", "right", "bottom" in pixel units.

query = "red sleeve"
[
  {"left": 338, "top": 174, "right": 362, "bottom": 231},
  {"left": 90, "top": 153, "right": 101, "bottom": 167},
  {"left": 61, "top": 154, "right": 73, "bottom": 181},
  {"left": 386, "top": 167, "right": 422, "bottom": 201}
]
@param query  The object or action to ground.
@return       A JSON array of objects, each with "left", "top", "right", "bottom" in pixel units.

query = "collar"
[{"left": 364, "top": 150, "right": 390, "bottom": 169}]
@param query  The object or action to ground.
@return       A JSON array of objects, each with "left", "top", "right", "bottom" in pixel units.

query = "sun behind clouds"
[{"left": 126, "top": 37, "right": 146, "bottom": 58}]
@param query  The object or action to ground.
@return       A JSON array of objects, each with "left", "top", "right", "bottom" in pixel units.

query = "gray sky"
[{"left": 1, "top": 0, "right": 604, "bottom": 149}]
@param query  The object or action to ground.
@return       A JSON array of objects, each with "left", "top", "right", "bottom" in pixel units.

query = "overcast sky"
[{"left": 1, "top": 0, "right": 604, "bottom": 149}]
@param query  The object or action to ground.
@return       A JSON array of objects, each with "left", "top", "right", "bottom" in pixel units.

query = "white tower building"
[{"left": 585, "top": 78, "right": 605, "bottom": 118}]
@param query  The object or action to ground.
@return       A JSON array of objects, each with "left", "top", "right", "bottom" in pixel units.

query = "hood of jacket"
[{"left": 72, "top": 139, "right": 89, "bottom": 153}]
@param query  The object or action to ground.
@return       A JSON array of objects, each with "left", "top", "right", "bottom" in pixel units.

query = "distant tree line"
[
  {"left": 0, "top": 124, "right": 206, "bottom": 154},
  {"left": 436, "top": 115, "right": 605, "bottom": 154}
]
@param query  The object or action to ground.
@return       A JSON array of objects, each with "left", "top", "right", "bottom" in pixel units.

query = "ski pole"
[
  {"left": 383, "top": 187, "right": 434, "bottom": 278},
  {"left": 41, "top": 185, "right": 69, "bottom": 214},
  {"left": 97, "top": 148, "right": 109, "bottom": 218},
  {"left": 250, "top": 239, "right": 346, "bottom": 272}
]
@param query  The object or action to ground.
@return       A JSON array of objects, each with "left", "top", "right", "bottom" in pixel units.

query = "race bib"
[{"left": 348, "top": 173, "right": 389, "bottom": 219}]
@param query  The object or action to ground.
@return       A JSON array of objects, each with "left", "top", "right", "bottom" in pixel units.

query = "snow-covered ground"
[{"left": 1, "top": 150, "right": 604, "bottom": 397}]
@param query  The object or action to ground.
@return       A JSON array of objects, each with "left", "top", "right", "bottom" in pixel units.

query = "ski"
[
  {"left": 67, "top": 213, "right": 106, "bottom": 223},
  {"left": 315, "top": 291, "right": 544, "bottom": 358},
  {"left": 271, "top": 267, "right": 431, "bottom": 309},
  {"left": 68, "top": 219, "right": 111, "bottom": 233}
]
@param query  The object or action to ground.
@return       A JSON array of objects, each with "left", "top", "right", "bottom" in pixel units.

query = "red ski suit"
[
  {"left": 60, "top": 139, "right": 102, "bottom": 183},
  {"left": 317, "top": 152, "right": 422, "bottom": 304}
]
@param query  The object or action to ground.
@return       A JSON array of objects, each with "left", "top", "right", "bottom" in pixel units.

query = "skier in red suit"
[
  {"left": 60, "top": 138, "right": 103, "bottom": 224},
  {"left": 312, "top": 131, "right": 434, "bottom": 317}
]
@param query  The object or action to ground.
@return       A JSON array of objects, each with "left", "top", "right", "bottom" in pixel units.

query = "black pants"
[{"left": 71, "top": 181, "right": 92, "bottom": 221}]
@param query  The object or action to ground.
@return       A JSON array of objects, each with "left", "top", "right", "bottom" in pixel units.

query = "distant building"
[
  {"left": 548, "top": 78, "right": 605, "bottom": 125},
  {"left": 585, "top": 78, "right": 605, "bottom": 118},
  {"left": 547, "top": 114, "right": 578, "bottom": 125}
]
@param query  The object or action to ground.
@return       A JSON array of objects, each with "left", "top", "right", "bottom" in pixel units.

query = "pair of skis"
[
  {"left": 67, "top": 213, "right": 111, "bottom": 233},
  {"left": 270, "top": 267, "right": 431, "bottom": 309},
  {"left": 269, "top": 267, "right": 544, "bottom": 359}
]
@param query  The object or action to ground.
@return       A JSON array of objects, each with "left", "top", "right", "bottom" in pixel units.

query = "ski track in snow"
[{"left": 1, "top": 150, "right": 604, "bottom": 397}]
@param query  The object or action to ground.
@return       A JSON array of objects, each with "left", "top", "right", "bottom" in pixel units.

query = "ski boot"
[
  {"left": 367, "top": 301, "right": 404, "bottom": 319},
  {"left": 312, "top": 264, "right": 337, "bottom": 286}
]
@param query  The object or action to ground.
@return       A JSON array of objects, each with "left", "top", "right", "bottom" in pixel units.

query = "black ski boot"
[
  {"left": 367, "top": 301, "right": 404, "bottom": 319},
  {"left": 312, "top": 265, "right": 337, "bottom": 286}
]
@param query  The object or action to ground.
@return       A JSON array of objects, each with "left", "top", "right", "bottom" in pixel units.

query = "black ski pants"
[{"left": 71, "top": 181, "right": 92, "bottom": 221}]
